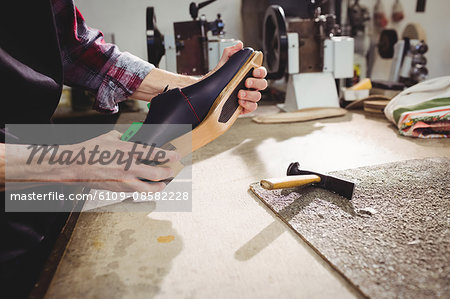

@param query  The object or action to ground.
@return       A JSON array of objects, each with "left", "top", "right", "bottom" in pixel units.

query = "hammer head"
[{"left": 287, "top": 162, "right": 354, "bottom": 200}]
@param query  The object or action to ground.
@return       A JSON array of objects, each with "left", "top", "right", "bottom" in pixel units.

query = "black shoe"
[{"left": 128, "top": 47, "right": 263, "bottom": 156}]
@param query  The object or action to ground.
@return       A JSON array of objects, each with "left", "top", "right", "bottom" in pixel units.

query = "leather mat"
[{"left": 249, "top": 158, "right": 450, "bottom": 298}]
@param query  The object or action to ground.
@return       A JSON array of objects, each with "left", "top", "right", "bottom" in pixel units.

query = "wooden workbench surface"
[{"left": 45, "top": 109, "right": 449, "bottom": 298}]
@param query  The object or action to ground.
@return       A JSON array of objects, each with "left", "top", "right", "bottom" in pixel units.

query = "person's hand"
[
  {"left": 6, "top": 131, "right": 181, "bottom": 193},
  {"left": 212, "top": 41, "right": 268, "bottom": 114},
  {"left": 69, "top": 131, "right": 180, "bottom": 192}
]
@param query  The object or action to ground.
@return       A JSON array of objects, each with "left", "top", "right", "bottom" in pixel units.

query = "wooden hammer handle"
[{"left": 260, "top": 175, "right": 321, "bottom": 190}]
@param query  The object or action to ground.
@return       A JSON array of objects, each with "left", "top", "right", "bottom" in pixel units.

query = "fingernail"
[
  {"left": 255, "top": 70, "right": 260, "bottom": 77},
  {"left": 247, "top": 80, "right": 252, "bottom": 87},
  {"left": 240, "top": 91, "right": 247, "bottom": 97}
]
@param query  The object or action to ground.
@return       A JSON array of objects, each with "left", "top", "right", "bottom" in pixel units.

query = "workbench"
[{"left": 42, "top": 107, "right": 449, "bottom": 298}]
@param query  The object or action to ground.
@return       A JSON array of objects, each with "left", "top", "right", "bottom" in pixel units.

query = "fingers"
[
  {"left": 238, "top": 89, "right": 262, "bottom": 114},
  {"left": 85, "top": 130, "right": 181, "bottom": 163},
  {"left": 118, "top": 177, "right": 167, "bottom": 193},
  {"left": 129, "top": 164, "right": 174, "bottom": 182},
  {"left": 237, "top": 66, "right": 267, "bottom": 114},
  {"left": 116, "top": 141, "right": 181, "bottom": 164},
  {"left": 69, "top": 130, "right": 180, "bottom": 193},
  {"left": 245, "top": 77, "right": 268, "bottom": 91},
  {"left": 90, "top": 164, "right": 173, "bottom": 192},
  {"left": 215, "top": 41, "right": 244, "bottom": 70},
  {"left": 131, "top": 180, "right": 167, "bottom": 193},
  {"left": 238, "top": 90, "right": 261, "bottom": 102},
  {"left": 252, "top": 67, "right": 267, "bottom": 79},
  {"left": 123, "top": 164, "right": 172, "bottom": 192},
  {"left": 101, "top": 130, "right": 181, "bottom": 163},
  {"left": 246, "top": 67, "right": 268, "bottom": 90},
  {"left": 222, "top": 41, "right": 243, "bottom": 58},
  {"left": 238, "top": 100, "right": 258, "bottom": 114},
  {"left": 105, "top": 130, "right": 123, "bottom": 139}
]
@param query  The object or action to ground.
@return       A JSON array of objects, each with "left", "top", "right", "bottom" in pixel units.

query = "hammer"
[{"left": 260, "top": 162, "right": 355, "bottom": 200}]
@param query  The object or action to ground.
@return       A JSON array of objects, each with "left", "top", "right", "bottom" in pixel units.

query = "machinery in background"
[
  {"left": 146, "top": 7, "right": 165, "bottom": 68},
  {"left": 385, "top": 24, "right": 428, "bottom": 87},
  {"left": 390, "top": 39, "right": 428, "bottom": 87},
  {"left": 263, "top": 2, "right": 354, "bottom": 111},
  {"left": 346, "top": 0, "right": 370, "bottom": 83},
  {"left": 347, "top": 0, "right": 370, "bottom": 37},
  {"left": 146, "top": 0, "right": 237, "bottom": 76}
]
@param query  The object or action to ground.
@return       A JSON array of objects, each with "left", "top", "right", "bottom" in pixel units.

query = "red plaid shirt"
[{"left": 51, "top": 0, "right": 153, "bottom": 113}]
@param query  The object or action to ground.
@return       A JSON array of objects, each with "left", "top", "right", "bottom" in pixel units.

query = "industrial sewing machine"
[
  {"left": 387, "top": 24, "right": 428, "bottom": 87},
  {"left": 261, "top": 1, "right": 354, "bottom": 111},
  {"left": 146, "top": 0, "right": 237, "bottom": 75}
]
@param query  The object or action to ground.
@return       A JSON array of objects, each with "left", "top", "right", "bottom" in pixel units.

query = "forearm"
[
  {"left": 129, "top": 68, "right": 199, "bottom": 102},
  {"left": 1, "top": 131, "right": 180, "bottom": 193},
  {"left": 1, "top": 143, "right": 61, "bottom": 191},
  {"left": 1, "top": 143, "right": 76, "bottom": 191}
]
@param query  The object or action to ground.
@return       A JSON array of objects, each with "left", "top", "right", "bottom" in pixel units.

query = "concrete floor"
[{"left": 45, "top": 109, "right": 449, "bottom": 298}]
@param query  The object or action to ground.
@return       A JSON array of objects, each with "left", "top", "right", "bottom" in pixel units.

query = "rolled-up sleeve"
[
  {"left": 52, "top": 0, "right": 154, "bottom": 113},
  {"left": 95, "top": 52, "right": 153, "bottom": 113}
]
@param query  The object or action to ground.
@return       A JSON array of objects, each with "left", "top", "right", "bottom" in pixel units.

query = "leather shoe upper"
[{"left": 130, "top": 47, "right": 254, "bottom": 146}]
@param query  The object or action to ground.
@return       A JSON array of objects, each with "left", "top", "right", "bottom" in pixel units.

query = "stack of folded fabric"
[{"left": 384, "top": 76, "right": 450, "bottom": 138}]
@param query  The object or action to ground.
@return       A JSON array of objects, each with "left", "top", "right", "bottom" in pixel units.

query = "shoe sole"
[{"left": 162, "top": 51, "right": 264, "bottom": 157}]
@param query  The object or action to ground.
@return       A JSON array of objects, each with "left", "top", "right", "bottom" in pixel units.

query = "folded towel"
[{"left": 384, "top": 76, "right": 450, "bottom": 138}]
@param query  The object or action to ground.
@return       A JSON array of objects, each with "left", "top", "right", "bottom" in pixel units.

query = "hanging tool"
[
  {"left": 392, "top": 0, "right": 404, "bottom": 23},
  {"left": 374, "top": 0, "right": 388, "bottom": 28}
]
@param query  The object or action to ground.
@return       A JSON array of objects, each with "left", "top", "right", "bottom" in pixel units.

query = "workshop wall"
[
  {"left": 356, "top": 0, "right": 450, "bottom": 79},
  {"left": 75, "top": 0, "right": 243, "bottom": 68},
  {"left": 75, "top": 0, "right": 449, "bottom": 79}
]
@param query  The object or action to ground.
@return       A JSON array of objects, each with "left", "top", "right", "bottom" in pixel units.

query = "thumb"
[
  {"left": 218, "top": 41, "right": 244, "bottom": 67},
  {"left": 226, "top": 41, "right": 244, "bottom": 57}
]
